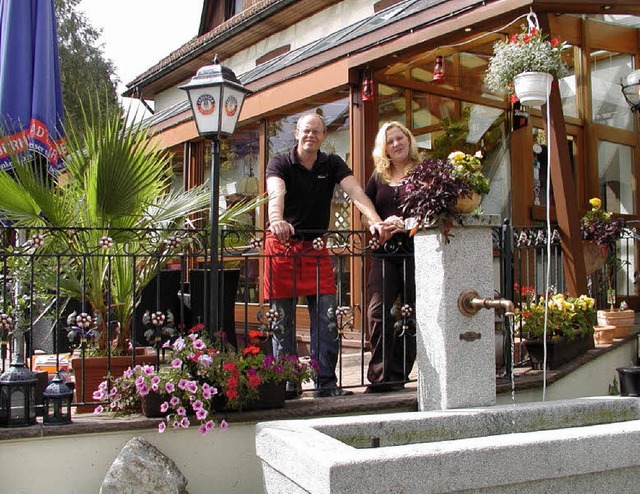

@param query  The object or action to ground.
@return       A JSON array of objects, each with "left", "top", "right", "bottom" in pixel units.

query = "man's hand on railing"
[{"left": 269, "top": 219, "right": 295, "bottom": 244}]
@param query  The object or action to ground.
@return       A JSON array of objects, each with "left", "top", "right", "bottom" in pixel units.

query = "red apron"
[{"left": 263, "top": 232, "right": 336, "bottom": 300}]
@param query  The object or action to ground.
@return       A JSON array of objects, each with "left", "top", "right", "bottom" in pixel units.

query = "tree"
[{"left": 54, "top": 0, "right": 119, "bottom": 128}]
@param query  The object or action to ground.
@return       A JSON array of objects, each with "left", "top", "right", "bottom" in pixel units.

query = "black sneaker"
[{"left": 313, "top": 387, "right": 354, "bottom": 398}]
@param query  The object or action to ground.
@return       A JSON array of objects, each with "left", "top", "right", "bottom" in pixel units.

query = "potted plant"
[
  {"left": 518, "top": 292, "right": 596, "bottom": 369},
  {"left": 580, "top": 197, "right": 633, "bottom": 337},
  {"left": 94, "top": 326, "right": 317, "bottom": 434},
  {"left": 400, "top": 150, "right": 490, "bottom": 240},
  {"left": 484, "top": 21, "right": 569, "bottom": 106}
]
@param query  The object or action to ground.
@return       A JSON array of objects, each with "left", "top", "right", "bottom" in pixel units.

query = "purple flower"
[
  {"left": 160, "top": 402, "right": 169, "bottom": 413},
  {"left": 165, "top": 382, "right": 175, "bottom": 394},
  {"left": 171, "top": 358, "right": 183, "bottom": 369},
  {"left": 180, "top": 417, "right": 190, "bottom": 428},
  {"left": 198, "top": 423, "right": 209, "bottom": 436},
  {"left": 177, "top": 406, "right": 187, "bottom": 417},
  {"left": 170, "top": 396, "right": 180, "bottom": 407},
  {"left": 220, "top": 420, "right": 229, "bottom": 431},
  {"left": 158, "top": 422, "right": 166, "bottom": 433},
  {"left": 192, "top": 400, "right": 204, "bottom": 411},
  {"left": 186, "top": 381, "right": 198, "bottom": 394},
  {"left": 142, "top": 365, "right": 154, "bottom": 376},
  {"left": 263, "top": 355, "right": 275, "bottom": 367},
  {"left": 196, "top": 409, "right": 207, "bottom": 420},
  {"left": 93, "top": 405, "right": 104, "bottom": 414}
]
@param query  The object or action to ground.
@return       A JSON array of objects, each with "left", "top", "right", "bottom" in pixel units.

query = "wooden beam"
[{"left": 541, "top": 14, "right": 587, "bottom": 297}]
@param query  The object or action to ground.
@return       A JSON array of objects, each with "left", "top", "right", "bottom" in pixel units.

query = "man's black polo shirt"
[{"left": 266, "top": 148, "right": 352, "bottom": 239}]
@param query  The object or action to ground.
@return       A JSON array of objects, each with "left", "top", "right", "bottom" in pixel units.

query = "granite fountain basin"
[{"left": 256, "top": 397, "right": 640, "bottom": 493}]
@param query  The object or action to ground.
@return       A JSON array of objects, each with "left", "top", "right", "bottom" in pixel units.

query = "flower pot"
[
  {"left": 597, "top": 310, "right": 635, "bottom": 339},
  {"left": 582, "top": 241, "right": 606, "bottom": 276},
  {"left": 523, "top": 333, "right": 594, "bottom": 370},
  {"left": 617, "top": 366, "right": 640, "bottom": 396},
  {"left": 513, "top": 71, "right": 553, "bottom": 107},
  {"left": 141, "top": 391, "right": 170, "bottom": 418},
  {"left": 71, "top": 352, "right": 157, "bottom": 413},
  {"left": 453, "top": 191, "right": 481, "bottom": 214},
  {"left": 593, "top": 325, "right": 615, "bottom": 345}
]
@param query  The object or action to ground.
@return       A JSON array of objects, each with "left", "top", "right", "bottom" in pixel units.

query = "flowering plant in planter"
[
  {"left": 400, "top": 151, "right": 490, "bottom": 240},
  {"left": 484, "top": 23, "right": 569, "bottom": 96},
  {"left": 94, "top": 326, "right": 317, "bottom": 435},
  {"left": 580, "top": 197, "right": 627, "bottom": 307},
  {"left": 517, "top": 292, "right": 596, "bottom": 341}
]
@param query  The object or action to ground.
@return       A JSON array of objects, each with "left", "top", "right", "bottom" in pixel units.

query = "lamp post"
[
  {"left": 621, "top": 69, "right": 640, "bottom": 112},
  {"left": 180, "top": 55, "right": 251, "bottom": 340}
]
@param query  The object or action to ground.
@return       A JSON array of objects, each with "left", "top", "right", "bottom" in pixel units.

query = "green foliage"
[
  {"left": 54, "top": 0, "right": 119, "bottom": 132},
  {"left": 519, "top": 293, "right": 596, "bottom": 341}
]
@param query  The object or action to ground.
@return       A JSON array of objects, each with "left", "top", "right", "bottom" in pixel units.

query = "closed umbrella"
[{"left": 0, "top": 0, "right": 65, "bottom": 175}]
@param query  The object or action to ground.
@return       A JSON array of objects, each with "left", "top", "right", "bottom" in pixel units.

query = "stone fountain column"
[{"left": 413, "top": 215, "right": 500, "bottom": 411}]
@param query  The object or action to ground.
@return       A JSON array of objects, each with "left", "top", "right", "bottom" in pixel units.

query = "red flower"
[
  {"left": 242, "top": 345, "right": 261, "bottom": 356},
  {"left": 529, "top": 28, "right": 538, "bottom": 36},
  {"left": 226, "top": 388, "right": 238, "bottom": 400},
  {"left": 522, "top": 34, "right": 532, "bottom": 43},
  {"left": 189, "top": 323, "right": 206, "bottom": 334},
  {"left": 248, "top": 330, "right": 264, "bottom": 342},
  {"left": 223, "top": 362, "right": 237, "bottom": 371},
  {"left": 510, "top": 93, "right": 519, "bottom": 104},
  {"left": 509, "top": 35, "right": 518, "bottom": 43},
  {"left": 227, "top": 376, "right": 238, "bottom": 387},
  {"left": 247, "top": 374, "right": 262, "bottom": 389},
  {"left": 550, "top": 37, "right": 561, "bottom": 47}
]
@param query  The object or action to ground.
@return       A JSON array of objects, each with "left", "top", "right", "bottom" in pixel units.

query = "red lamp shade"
[
  {"left": 361, "top": 76, "right": 373, "bottom": 102},
  {"left": 433, "top": 55, "right": 445, "bottom": 82}
]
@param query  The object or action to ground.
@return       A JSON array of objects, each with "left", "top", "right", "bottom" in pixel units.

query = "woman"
[{"left": 364, "top": 121, "right": 421, "bottom": 393}]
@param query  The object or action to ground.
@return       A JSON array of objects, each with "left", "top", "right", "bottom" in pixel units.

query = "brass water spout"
[{"left": 458, "top": 289, "right": 515, "bottom": 317}]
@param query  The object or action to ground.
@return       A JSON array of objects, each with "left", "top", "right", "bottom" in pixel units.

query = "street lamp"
[
  {"left": 621, "top": 69, "right": 640, "bottom": 112},
  {"left": 180, "top": 55, "right": 251, "bottom": 340}
]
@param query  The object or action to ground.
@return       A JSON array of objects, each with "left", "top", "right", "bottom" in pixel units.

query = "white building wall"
[{"left": 154, "top": 0, "right": 375, "bottom": 113}]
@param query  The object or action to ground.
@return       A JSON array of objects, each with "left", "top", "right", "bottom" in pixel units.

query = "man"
[{"left": 264, "top": 112, "right": 388, "bottom": 398}]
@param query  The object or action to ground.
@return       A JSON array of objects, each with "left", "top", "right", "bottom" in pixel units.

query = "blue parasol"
[{"left": 0, "top": 0, "right": 65, "bottom": 175}]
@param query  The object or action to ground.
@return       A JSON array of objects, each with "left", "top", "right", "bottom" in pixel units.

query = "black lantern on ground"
[
  {"left": 42, "top": 372, "right": 73, "bottom": 425},
  {"left": 0, "top": 354, "right": 37, "bottom": 428},
  {"left": 621, "top": 69, "right": 640, "bottom": 112},
  {"left": 180, "top": 55, "right": 251, "bottom": 339}
]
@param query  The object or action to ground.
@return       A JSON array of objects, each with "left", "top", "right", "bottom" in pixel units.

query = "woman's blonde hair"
[{"left": 372, "top": 121, "right": 421, "bottom": 183}]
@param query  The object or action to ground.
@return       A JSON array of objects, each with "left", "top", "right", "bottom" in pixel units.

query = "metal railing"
[{"left": 1, "top": 221, "right": 633, "bottom": 414}]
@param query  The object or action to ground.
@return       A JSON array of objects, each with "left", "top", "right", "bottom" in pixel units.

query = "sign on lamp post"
[{"left": 180, "top": 55, "right": 251, "bottom": 341}]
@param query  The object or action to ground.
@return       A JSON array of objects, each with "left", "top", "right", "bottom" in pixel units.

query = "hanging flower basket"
[
  {"left": 453, "top": 191, "right": 482, "bottom": 214},
  {"left": 513, "top": 72, "right": 553, "bottom": 107},
  {"left": 582, "top": 240, "right": 607, "bottom": 276}
]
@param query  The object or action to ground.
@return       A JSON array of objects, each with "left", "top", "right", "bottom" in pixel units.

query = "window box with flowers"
[
  {"left": 93, "top": 327, "right": 317, "bottom": 436},
  {"left": 518, "top": 293, "right": 596, "bottom": 370},
  {"left": 400, "top": 151, "right": 490, "bottom": 241},
  {"left": 484, "top": 20, "right": 569, "bottom": 107}
]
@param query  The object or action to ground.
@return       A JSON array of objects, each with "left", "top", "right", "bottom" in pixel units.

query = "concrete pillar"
[{"left": 414, "top": 215, "right": 500, "bottom": 411}]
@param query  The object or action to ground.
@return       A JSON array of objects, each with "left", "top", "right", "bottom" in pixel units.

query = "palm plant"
[{"left": 0, "top": 101, "right": 263, "bottom": 353}]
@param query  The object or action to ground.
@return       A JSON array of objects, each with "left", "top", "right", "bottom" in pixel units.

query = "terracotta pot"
[
  {"left": 597, "top": 310, "right": 635, "bottom": 339},
  {"left": 582, "top": 241, "right": 606, "bottom": 276},
  {"left": 453, "top": 191, "right": 481, "bottom": 214},
  {"left": 593, "top": 325, "right": 615, "bottom": 345},
  {"left": 71, "top": 351, "right": 156, "bottom": 413},
  {"left": 513, "top": 71, "right": 553, "bottom": 107}
]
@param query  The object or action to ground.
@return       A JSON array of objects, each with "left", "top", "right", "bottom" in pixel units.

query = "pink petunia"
[
  {"left": 93, "top": 405, "right": 104, "bottom": 414},
  {"left": 160, "top": 402, "right": 169, "bottom": 413},
  {"left": 196, "top": 409, "right": 207, "bottom": 420},
  {"left": 165, "top": 382, "right": 175, "bottom": 393},
  {"left": 180, "top": 417, "right": 190, "bottom": 428},
  {"left": 158, "top": 422, "right": 166, "bottom": 433},
  {"left": 177, "top": 406, "right": 187, "bottom": 416},
  {"left": 220, "top": 420, "right": 229, "bottom": 431},
  {"left": 205, "top": 420, "right": 215, "bottom": 431},
  {"left": 198, "top": 423, "right": 209, "bottom": 436},
  {"left": 170, "top": 396, "right": 180, "bottom": 407},
  {"left": 171, "top": 358, "right": 183, "bottom": 368},
  {"left": 192, "top": 400, "right": 204, "bottom": 411}
]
